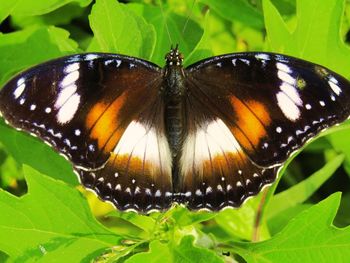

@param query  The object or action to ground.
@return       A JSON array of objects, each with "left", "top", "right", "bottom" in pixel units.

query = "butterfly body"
[
  {"left": 1, "top": 48, "right": 350, "bottom": 213},
  {"left": 163, "top": 48, "right": 186, "bottom": 156}
]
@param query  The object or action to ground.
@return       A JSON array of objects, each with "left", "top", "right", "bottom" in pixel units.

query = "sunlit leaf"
[
  {"left": 0, "top": 166, "right": 121, "bottom": 261},
  {"left": 235, "top": 193, "right": 350, "bottom": 262}
]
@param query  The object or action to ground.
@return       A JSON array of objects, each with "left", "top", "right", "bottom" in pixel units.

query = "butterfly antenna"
[
  {"left": 182, "top": 0, "right": 197, "bottom": 35},
  {"left": 159, "top": 0, "right": 173, "bottom": 46}
]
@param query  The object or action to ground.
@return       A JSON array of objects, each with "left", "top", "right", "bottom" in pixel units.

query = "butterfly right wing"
[
  {"left": 178, "top": 52, "right": 350, "bottom": 210},
  {"left": 0, "top": 53, "right": 173, "bottom": 213}
]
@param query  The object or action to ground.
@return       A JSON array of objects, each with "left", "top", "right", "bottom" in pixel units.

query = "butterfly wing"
[
  {"left": 181, "top": 52, "right": 350, "bottom": 210},
  {"left": 0, "top": 53, "right": 172, "bottom": 212}
]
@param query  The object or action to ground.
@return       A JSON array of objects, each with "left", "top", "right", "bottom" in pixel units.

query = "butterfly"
[{"left": 0, "top": 46, "right": 350, "bottom": 213}]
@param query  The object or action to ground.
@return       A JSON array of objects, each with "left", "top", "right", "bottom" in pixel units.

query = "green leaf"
[
  {"left": 172, "top": 236, "right": 223, "bottom": 263},
  {"left": 268, "top": 204, "right": 312, "bottom": 235},
  {"left": 0, "top": 121, "right": 78, "bottom": 186},
  {"left": 108, "top": 210, "right": 156, "bottom": 234},
  {"left": 263, "top": 0, "right": 350, "bottom": 77},
  {"left": 0, "top": 154, "right": 23, "bottom": 188},
  {"left": 0, "top": 26, "right": 78, "bottom": 86},
  {"left": 128, "top": 3, "right": 203, "bottom": 66},
  {"left": 200, "top": 0, "right": 264, "bottom": 30},
  {"left": 270, "top": 0, "right": 296, "bottom": 15},
  {"left": 184, "top": 10, "right": 212, "bottom": 66},
  {"left": 328, "top": 129, "right": 350, "bottom": 176},
  {"left": 0, "top": 166, "right": 121, "bottom": 262},
  {"left": 0, "top": 0, "right": 18, "bottom": 23},
  {"left": 11, "top": 4, "right": 86, "bottom": 29},
  {"left": 202, "top": 11, "right": 236, "bottom": 55},
  {"left": 215, "top": 191, "right": 271, "bottom": 241},
  {"left": 88, "top": 0, "right": 156, "bottom": 60},
  {"left": 10, "top": 0, "right": 91, "bottom": 17},
  {"left": 126, "top": 240, "right": 172, "bottom": 263},
  {"left": 170, "top": 206, "right": 216, "bottom": 227},
  {"left": 235, "top": 193, "right": 350, "bottom": 262},
  {"left": 127, "top": 236, "right": 223, "bottom": 263},
  {"left": 266, "top": 154, "right": 345, "bottom": 219}
]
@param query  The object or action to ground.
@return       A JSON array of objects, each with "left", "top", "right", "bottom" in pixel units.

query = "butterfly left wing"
[
  {"left": 180, "top": 52, "right": 350, "bottom": 210},
  {"left": 0, "top": 53, "right": 173, "bottom": 213}
]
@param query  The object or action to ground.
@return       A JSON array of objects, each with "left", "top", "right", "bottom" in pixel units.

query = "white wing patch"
[
  {"left": 113, "top": 120, "right": 172, "bottom": 177},
  {"left": 276, "top": 91, "right": 301, "bottom": 121},
  {"left": 180, "top": 118, "right": 242, "bottom": 176}
]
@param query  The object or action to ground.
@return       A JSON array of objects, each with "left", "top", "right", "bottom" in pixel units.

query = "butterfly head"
[{"left": 165, "top": 44, "right": 184, "bottom": 67}]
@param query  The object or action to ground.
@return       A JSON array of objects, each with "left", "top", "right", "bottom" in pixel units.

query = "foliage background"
[{"left": 0, "top": 0, "right": 350, "bottom": 262}]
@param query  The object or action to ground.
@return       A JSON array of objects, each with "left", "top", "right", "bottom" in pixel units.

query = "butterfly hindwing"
[
  {"left": 0, "top": 53, "right": 173, "bottom": 212},
  {"left": 79, "top": 99, "right": 173, "bottom": 212},
  {"left": 179, "top": 89, "right": 278, "bottom": 210}
]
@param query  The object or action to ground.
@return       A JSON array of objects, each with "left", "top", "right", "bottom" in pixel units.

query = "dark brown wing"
[
  {"left": 179, "top": 52, "right": 350, "bottom": 210},
  {"left": 0, "top": 53, "right": 172, "bottom": 213}
]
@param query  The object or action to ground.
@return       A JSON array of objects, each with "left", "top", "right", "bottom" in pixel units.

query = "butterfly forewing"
[
  {"left": 186, "top": 53, "right": 350, "bottom": 167},
  {"left": 0, "top": 53, "right": 173, "bottom": 212}
]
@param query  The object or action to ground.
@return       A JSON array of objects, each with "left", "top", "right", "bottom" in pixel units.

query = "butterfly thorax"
[{"left": 163, "top": 47, "right": 186, "bottom": 168}]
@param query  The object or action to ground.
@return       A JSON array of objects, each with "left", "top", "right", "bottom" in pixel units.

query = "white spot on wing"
[
  {"left": 64, "top": 63, "right": 80, "bottom": 73},
  {"left": 14, "top": 78, "right": 26, "bottom": 99},
  {"left": 180, "top": 118, "right": 242, "bottom": 176},
  {"left": 276, "top": 62, "right": 292, "bottom": 73},
  {"left": 328, "top": 79, "right": 342, "bottom": 96},
  {"left": 278, "top": 70, "right": 295, "bottom": 85},
  {"left": 113, "top": 121, "right": 172, "bottom": 177},
  {"left": 55, "top": 84, "right": 77, "bottom": 109},
  {"left": 56, "top": 93, "right": 81, "bottom": 124},
  {"left": 85, "top": 54, "right": 98, "bottom": 60},
  {"left": 239, "top": 58, "right": 250, "bottom": 65},
  {"left": 61, "top": 71, "right": 79, "bottom": 88},
  {"left": 255, "top": 53, "right": 270, "bottom": 60},
  {"left": 280, "top": 82, "right": 302, "bottom": 106},
  {"left": 276, "top": 91, "right": 301, "bottom": 121}
]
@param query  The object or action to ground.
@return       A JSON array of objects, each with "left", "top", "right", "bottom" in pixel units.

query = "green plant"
[{"left": 0, "top": 0, "right": 350, "bottom": 262}]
